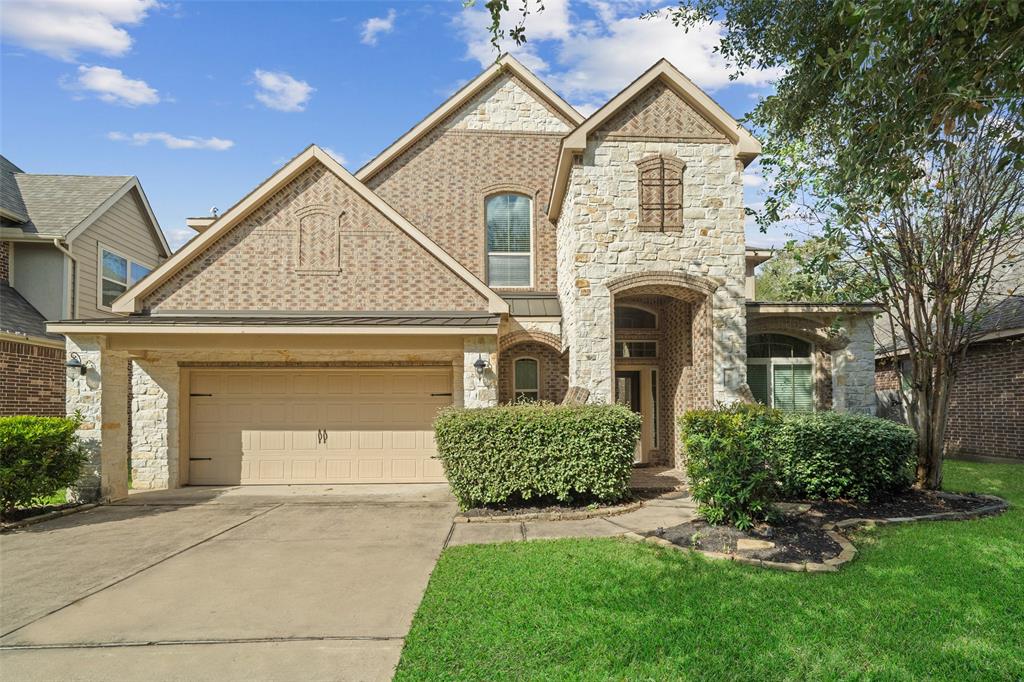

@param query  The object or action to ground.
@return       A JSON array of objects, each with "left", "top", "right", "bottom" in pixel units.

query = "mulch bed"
[{"left": 647, "top": 490, "right": 1002, "bottom": 565}]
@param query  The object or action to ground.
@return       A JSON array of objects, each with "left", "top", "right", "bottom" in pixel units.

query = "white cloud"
[
  {"left": 252, "top": 69, "right": 314, "bottom": 112},
  {"left": 361, "top": 9, "right": 397, "bottom": 46},
  {"left": 0, "top": 0, "right": 158, "bottom": 61},
  {"left": 64, "top": 65, "right": 159, "bottom": 106},
  {"left": 107, "top": 131, "right": 234, "bottom": 151},
  {"left": 742, "top": 169, "right": 764, "bottom": 188},
  {"left": 322, "top": 147, "right": 348, "bottom": 166}
]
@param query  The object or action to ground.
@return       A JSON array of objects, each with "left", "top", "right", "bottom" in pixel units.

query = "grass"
[{"left": 396, "top": 461, "right": 1023, "bottom": 681}]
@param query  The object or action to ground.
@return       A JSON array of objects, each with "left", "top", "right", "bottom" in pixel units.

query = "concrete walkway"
[{"left": 0, "top": 484, "right": 455, "bottom": 682}]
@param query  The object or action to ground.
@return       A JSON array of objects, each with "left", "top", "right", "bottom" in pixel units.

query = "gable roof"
[
  {"left": 355, "top": 54, "right": 584, "bottom": 183},
  {"left": 0, "top": 155, "right": 29, "bottom": 222},
  {"left": 547, "top": 59, "right": 762, "bottom": 221},
  {"left": 112, "top": 145, "right": 510, "bottom": 315}
]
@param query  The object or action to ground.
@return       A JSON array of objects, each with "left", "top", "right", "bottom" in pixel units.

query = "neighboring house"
[
  {"left": 48, "top": 57, "right": 878, "bottom": 500},
  {"left": 875, "top": 294, "right": 1024, "bottom": 460},
  {"left": 0, "top": 155, "right": 171, "bottom": 416}
]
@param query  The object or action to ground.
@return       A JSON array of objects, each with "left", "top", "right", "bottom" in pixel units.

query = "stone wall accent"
[
  {"left": 557, "top": 130, "right": 747, "bottom": 405},
  {"left": 597, "top": 80, "right": 729, "bottom": 142},
  {"left": 131, "top": 359, "right": 180, "bottom": 489},
  {"left": 65, "top": 335, "right": 129, "bottom": 502},
  {"left": 497, "top": 340, "right": 569, "bottom": 404},
  {"left": 462, "top": 336, "right": 499, "bottom": 408},
  {"left": 830, "top": 314, "right": 876, "bottom": 415},
  {"left": 143, "top": 163, "right": 487, "bottom": 313},
  {"left": 441, "top": 73, "right": 573, "bottom": 134},
  {"left": 0, "top": 340, "right": 64, "bottom": 416},
  {"left": 367, "top": 121, "right": 563, "bottom": 294}
]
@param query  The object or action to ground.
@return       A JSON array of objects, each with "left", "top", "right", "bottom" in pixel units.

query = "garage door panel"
[{"left": 189, "top": 368, "right": 451, "bottom": 485}]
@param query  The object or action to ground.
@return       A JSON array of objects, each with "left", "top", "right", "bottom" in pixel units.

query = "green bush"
[
  {"left": 680, "top": 403, "right": 782, "bottom": 529},
  {"left": 0, "top": 415, "right": 88, "bottom": 515},
  {"left": 773, "top": 412, "right": 916, "bottom": 500},
  {"left": 434, "top": 403, "right": 641, "bottom": 510}
]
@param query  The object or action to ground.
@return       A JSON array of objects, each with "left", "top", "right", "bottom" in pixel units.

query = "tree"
[
  {"left": 754, "top": 237, "right": 870, "bottom": 303},
  {"left": 476, "top": 1, "right": 1024, "bottom": 488}
]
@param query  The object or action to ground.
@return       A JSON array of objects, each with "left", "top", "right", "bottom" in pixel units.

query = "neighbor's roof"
[
  {"left": 12, "top": 173, "right": 132, "bottom": 238},
  {"left": 0, "top": 155, "right": 28, "bottom": 222},
  {"left": 503, "top": 293, "right": 561, "bottom": 317},
  {"left": 0, "top": 281, "right": 63, "bottom": 342},
  {"left": 875, "top": 295, "right": 1024, "bottom": 353}
]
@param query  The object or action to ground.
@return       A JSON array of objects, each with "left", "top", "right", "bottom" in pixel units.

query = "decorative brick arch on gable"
[{"left": 608, "top": 270, "right": 717, "bottom": 467}]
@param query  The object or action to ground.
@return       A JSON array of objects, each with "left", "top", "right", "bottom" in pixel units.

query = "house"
[
  {"left": 48, "top": 57, "right": 879, "bottom": 501},
  {"left": 1, "top": 155, "right": 170, "bottom": 417}
]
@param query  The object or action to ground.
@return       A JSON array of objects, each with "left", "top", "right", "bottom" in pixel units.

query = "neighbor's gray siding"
[{"left": 11, "top": 241, "right": 67, "bottom": 321}]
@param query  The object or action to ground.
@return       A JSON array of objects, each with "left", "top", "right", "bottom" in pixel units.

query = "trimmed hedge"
[
  {"left": 680, "top": 405, "right": 917, "bottom": 527},
  {"left": 434, "top": 403, "right": 641, "bottom": 510},
  {"left": 680, "top": 404, "right": 782, "bottom": 528},
  {"left": 773, "top": 412, "right": 916, "bottom": 500},
  {"left": 0, "top": 414, "right": 88, "bottom": 515}
]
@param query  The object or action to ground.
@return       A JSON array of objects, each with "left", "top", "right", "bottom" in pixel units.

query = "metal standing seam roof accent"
[
  {"left": 503, "top": 294, "right": 562, "bottom": 317},
  {"left": 50, "top": 313, "right": 502, "bottom": 327}
]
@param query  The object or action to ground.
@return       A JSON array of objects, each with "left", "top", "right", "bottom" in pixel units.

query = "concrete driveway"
[{"left": 0, "top": 484, "right": 456, "bottom": 682}]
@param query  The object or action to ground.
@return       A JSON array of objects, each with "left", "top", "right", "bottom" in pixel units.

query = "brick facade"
[
  {"left": 366, "top": 74, "right": 568, "bottom": 293},
  {"left": 0, "top": 240, "right": 9, "bottom": 282},
  {"left": 877, "top": 337, "right": 1023, "bottom": 459},
  {"left": 144, "top": 163, "right": 488, "bottom": 313},
  {"left": 497, "top": 340, "right": 569, "bottom": 404},
  {"left": 0, "top": 340, "right": 65, "bottom": 416}
]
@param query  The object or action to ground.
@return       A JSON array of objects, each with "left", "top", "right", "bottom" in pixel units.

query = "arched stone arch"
[
  {"left": 606, "top": 270, "right": 720, "bottom": 299},
  {"left": 746, "top": 316, "right": 850, "bottom": 352}
]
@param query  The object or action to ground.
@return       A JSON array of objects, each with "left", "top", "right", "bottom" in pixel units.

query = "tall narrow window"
[
  {"left": 637, "top": 156, "right": 684, "bottom": 231},
  {"left": 746, "top": 333, "right": 814, "bottom": 412},
  {"left": 486, "top": 194, "right": 532, "bottom": 287},
  {"left": 513, "top": 358, "right": 539, "bottom": 402}
]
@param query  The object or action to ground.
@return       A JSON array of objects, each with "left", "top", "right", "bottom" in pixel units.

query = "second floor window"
[
  {"left": 486, "top": 193, "right": 532, "bottom": 287},
  {"left": 100, "top": 246, "right": 152, "bottom": 309},
  {"left": 637, "top": 156, "right": 684, "bottom": 231}
]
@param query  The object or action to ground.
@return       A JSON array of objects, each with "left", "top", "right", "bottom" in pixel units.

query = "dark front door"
[{"left": 615, "top": 371, "right": 641, "bottom": 413}]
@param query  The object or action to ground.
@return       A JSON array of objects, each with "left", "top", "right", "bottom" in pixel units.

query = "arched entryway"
[{"left": 607, "top": 272, "right": 717, "bottom": 466}]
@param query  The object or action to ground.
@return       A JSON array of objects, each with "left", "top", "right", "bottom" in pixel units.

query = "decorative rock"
[{"left": 736, "top": 538, "right": 775, "bottom": 551}]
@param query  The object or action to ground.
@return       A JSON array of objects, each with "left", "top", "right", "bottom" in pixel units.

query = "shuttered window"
[
  {"left": 486, "top": 194, "right": 532, "bottom": 287},
  {"left": 637, "top": 156, "right": 684, "bottom": 231},
  {"left": 746, "top": 334, "right": 814, "bottom": 412}
]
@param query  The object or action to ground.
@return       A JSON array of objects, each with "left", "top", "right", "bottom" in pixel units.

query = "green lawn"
[{"left": 396, "top": 461, "right": 1023, "bottom": 681}]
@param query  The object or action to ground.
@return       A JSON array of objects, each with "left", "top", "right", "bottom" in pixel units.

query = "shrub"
[
  {"left": 434, "top": 402, "right": 640, "bottom": 510},
  {"left": 680, "top": 404, "right": 782, "bottom": 529},
  {"left": 0, "top": 414, "right": 88, "bottom": 516},
  {"left": 773, "top": 412, "right": 916, "bottom": 500}
]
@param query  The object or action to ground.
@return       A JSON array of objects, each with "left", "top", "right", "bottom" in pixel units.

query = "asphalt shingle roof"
[
  {"left": 0, "top": 281, "right": 62, "bottom": 341},
  {"left": 12, "top": 173, "right": 131, "bottom": 237},
  {"left": 1, "top": 155, "right": 28, "bottom": 221},
  {"left": 875, "top": 295, "right": 1024, "bottom": 353}
]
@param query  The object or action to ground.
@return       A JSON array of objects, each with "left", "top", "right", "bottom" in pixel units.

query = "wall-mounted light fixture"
[
  {"left": 65, "top": 352, "right": 91, "bottom": 376},
  {"left": 473, "top": 355, "right": 489, "bottom": 377}
]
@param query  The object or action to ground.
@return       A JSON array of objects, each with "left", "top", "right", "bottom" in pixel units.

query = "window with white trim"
[
  {"left": 486, "top": 193, "right": 532, "bottom": 287},
  {"left": 513, "top": 357, "right": 539, "bottom": 402},
  {"left": 100, "top": 247, "right": 152, "bottom": 309},
  {"left": 746, "top": 333, "right": 814, "bottom": 412}
]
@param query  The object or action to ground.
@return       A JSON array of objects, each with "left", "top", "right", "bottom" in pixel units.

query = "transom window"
[
  {"left": 486, "top": 193, "right": 532, "bottom": 287},
  {"left": 746, "top": 333, "right": 814, "bottom": 412},
  {"left": 615, "top": 340, "right": 658, "bottom": 358},
  {"left": 513, "top": 357, "right": 539, "bottom": 402},
  {"left": 614, "top": 305, "right": 657, "bottom": 329},
  {"left": 637, "top": 156, "right": 684, "bottom": 231},
  {"left": 99, "top": 246, "right": 152, "bottom": 309}
]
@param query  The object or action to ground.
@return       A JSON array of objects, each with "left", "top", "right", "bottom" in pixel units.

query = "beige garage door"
[{"left": 187, "top": 368, "right": 452, "bottom": 485}]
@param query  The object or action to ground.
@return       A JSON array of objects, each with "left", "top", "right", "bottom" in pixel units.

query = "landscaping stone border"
[
  {"left": 625, "top": 491, "right": 1009, "bottom": 572},
  {"left": 0, "top": 503, "right": 98, "bottom": 532},
  {"left": 455, "top": 499, "right": 643, "bottom": 523}
]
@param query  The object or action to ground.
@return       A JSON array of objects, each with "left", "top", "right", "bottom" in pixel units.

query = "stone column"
[
  {"left": 66, "top": 335, "right": 130, "bottom": 502},
  {"left": 831, "top": 314, "right": 877, "bottom": 415},
  {"left": 462, "top": 335, "right": 498, "bottom": 408},
  {"left": 131, "top": 358, "right": 180, "bottom": 490}
]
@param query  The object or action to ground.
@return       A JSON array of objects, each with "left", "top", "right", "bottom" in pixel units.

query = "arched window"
[
  {"left": 486, "top": 194, "right": 532, "bottom": 287},
  {"left": 513, "top": 357, "right": 539, "bottom": 402},
  {"left": 746, "top": 333, "right": 814, "bottom": 412},
  {"left": 615, "top": 305, "right": 658, "bottom": 329},
  {"left": 637, "top": 156, "right": 684, "bottom": 232}
]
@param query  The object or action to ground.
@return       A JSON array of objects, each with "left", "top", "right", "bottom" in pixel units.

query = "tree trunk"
[{"left": 909, "top": 368, "right": 951, "bottom": 490}]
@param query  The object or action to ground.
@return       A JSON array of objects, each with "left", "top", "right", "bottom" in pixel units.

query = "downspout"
[{"left": 52, "top": 238, "right": 77, "bottom": 319}]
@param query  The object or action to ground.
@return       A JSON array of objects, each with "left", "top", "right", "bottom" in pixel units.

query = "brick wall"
[
  {"left": 0, "top": 340, "right": 65, "bottom": 416},
  {"left": 497, "top": 341, "right": 569, "bottom": 404},
  {"left": 144, "top": 163, "right": 487, "bottom": 313},
  {"left": 0, "top": 240, "right": 9, "bottom": 282},
  {"left": 874, "top": 337, "right": 1024, "bottom": 459}
]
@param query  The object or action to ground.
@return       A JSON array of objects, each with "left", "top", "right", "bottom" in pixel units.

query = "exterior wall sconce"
[
  {"left": 474, "top": 355, "right": 489, "bottom": 377},
  {"left": 65, "top": 352, "right": 91, "bottom": 376}
]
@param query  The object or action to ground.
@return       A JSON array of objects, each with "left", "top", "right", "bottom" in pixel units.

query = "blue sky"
[{"left": 1, "top": 0, "right": 787, "bottom": 250}]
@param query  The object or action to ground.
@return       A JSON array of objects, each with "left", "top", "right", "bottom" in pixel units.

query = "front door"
[{"left": 615, "top": 371, "right": 642, "bottom": 463}]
